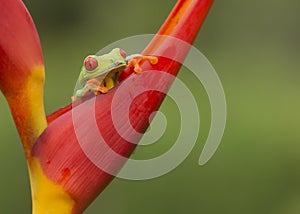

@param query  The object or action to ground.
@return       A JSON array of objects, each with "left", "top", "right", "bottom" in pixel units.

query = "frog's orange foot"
[
  {"left": 146, "top": 56, "right": 159, "bottom": 65},
  {"left": 86, "top": 78, "right": 101, "bottom": 87},
  {"left": 98, "top": 83, "right": 109, "bottom": 94},
  {"left": 128, "top": 56, "right": 158, "bottom": 74},
  {"left": 85, "top": 79, "right": 108, "bottom": 95}
]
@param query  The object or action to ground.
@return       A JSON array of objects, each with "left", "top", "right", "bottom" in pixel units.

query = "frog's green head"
[{"left": 78, "top": 48, "right": 127, "bottom": 86}]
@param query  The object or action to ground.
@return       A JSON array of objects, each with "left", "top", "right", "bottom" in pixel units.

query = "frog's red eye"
[
  {"left": 84, "top": 57, "right": 98, "bottom": 71},
  {"left": 119, "top": 49, "right": 127, "bottom": 58}
]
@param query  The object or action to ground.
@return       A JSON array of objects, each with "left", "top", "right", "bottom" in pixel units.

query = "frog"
[{"left": 72, "top": 48, "right": 158, "bottom": 101}]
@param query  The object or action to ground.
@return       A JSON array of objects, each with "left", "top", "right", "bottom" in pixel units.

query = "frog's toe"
[
  {"left": 134, "top": 63, "right": 142, "bottom": 73},
  {"left": 127, "top": 55, "right": 158, "bottom": 73},
  {"left": 86, "top": 78, "right": 101, "bottom": 87},
  {"left": 98, "top": 84, "right": 109, "bottom": 94},
  {"left": 146, "top": 56, "right": 158, "bottom": 65}
]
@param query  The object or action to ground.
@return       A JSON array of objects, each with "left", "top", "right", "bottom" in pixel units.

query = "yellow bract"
[
  {"left": 24, "top": 65, "right": 47, "bottom": 143},
  {"left": 5, "top": 66, "right": 47, "bottom": 158},
  {"left": 29, "top": 158, "right": 75, "bottom": 214}
]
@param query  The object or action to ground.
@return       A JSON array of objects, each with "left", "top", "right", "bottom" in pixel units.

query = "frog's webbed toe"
[{"left": 127, "top": 55, "right": 158, "bottom": 73}]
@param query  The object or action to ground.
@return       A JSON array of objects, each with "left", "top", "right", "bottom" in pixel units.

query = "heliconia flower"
[{"left": 0, "top": 0, "right": 213, "bottom": 214}]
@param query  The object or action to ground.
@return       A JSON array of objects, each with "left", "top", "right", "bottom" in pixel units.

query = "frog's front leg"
[
  {"left": 72, "top": 79, "right": 108, "bottom": 101},
  {"left": 127, "top": 55, "right": 158, "bottom": 73},
  {"left": 86, "top": 79, "right": 109, "bottom": 94}
]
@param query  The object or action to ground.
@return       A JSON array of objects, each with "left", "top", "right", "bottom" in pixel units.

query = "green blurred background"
[{"left": 1, "top": 0, "right": 300, "bottom": 213}]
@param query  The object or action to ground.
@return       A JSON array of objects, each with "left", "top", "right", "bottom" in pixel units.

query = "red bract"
[
  {"left": 0, "top": 0, "right": 46, "bottom": 157},
  {"left": 0, "top": 0, "right": 214, "bottom": 213},
  {"left": 34, "top": 0, "right": 214, "bottom": 213}
]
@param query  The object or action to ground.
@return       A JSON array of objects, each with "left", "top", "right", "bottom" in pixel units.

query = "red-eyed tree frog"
[{"left": 72, "top": 48, "right": 157, "bottom": 101}]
